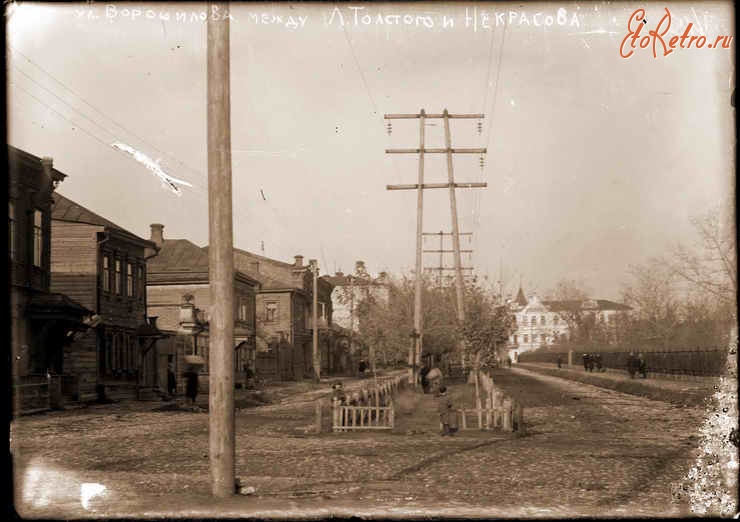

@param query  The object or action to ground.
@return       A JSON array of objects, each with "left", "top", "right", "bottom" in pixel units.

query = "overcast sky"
[{"left": 7, "top": 2, "right": 735, "bottom": 299}]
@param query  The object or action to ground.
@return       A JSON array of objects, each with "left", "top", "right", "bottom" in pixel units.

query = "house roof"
[
  {"left": 148, "top": 239, "right": 259, "bottom": 287},
  {"left": 514, "top": 286, "right": 528, "bottom": 306},
  {"left": 52, "top": 193, "right": 154, "bottom": 247},
  {"left": 541, "top": 299, "right": 631, "bottom": 312},
  {"left": 224, "top": 247, "right": 313, "bottom": 292}
]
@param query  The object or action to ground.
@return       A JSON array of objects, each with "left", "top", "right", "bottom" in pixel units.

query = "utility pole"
[
  {"left": 385, "top": 109, "right": 487, "bottom": 384},
  {"left": 423, "top": 231, "right": 474, "bottom": 288},
  {"left": 310, "top": 259, "right": 320, "bottom": 383},
  {"left": 206, "top": 1, "right": 234, "bottom": 498}
]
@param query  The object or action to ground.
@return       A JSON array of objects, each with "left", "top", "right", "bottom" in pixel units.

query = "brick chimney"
[
  {"left": 355, "top": 260, "right": 365, "bottom": 272},
  {"left": 150, "top": 224, "right": 164, "bottom": 247},
  {"left": 335, "top": 271, "right": 344, "bottom": 277},
  {"left": 294, "top": 255, "right": 304, "bottom": 267}
]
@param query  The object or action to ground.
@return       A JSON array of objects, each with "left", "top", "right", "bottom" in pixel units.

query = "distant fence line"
[{"left": 518, "top": 347, "right": 727, "bottom": 376}]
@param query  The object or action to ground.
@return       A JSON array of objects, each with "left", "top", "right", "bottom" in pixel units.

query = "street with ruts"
[{"left": 11, "top": 363, "right": 715, "bottom": 518}]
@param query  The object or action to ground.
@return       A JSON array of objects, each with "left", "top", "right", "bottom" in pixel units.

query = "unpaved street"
[{"left": 12, "top": 368, "right": 710, "bottom": 518}]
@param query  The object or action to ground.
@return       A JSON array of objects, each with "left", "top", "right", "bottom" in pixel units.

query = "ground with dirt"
[{"left": 11, "top": 367, "right": 711, "bottom": 518}]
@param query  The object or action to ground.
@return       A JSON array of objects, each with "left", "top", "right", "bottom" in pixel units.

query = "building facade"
[
  {"left": 506, "top": 286, "right": 631, "bottom": 358},
  {"left": 146, "top": 224, "right": 260, "bottom": 393},
  {"left": 231, "top": 249, "right": 337, "bottom": 379},
  {"left": 9, "top": 146, "right": 92, "bottom": 412},
  {"left": 50, "top": 193, "right": 162, "bottom": 401}
]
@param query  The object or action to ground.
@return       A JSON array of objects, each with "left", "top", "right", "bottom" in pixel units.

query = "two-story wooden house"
[
  {"left": 229, "top": 249, "right": 336, "bottom": 380},
  {"left": 146, "top": 224, "right": 260, "bottom": 394},
  {"left": 9, "top": 146, "right": 92, "bottom": 413},
  {"left": 50, "top": 193, "right": 163, "bottom": 402}
]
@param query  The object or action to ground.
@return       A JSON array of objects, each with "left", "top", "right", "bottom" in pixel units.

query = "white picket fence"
[{"left": 326, "top": 374, "right": 407, "bottom": 432}]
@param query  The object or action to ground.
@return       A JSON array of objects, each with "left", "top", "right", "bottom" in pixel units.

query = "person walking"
[
  {"left": 437, "top": 386, "right": 458, "bottom": 436},
  {"left": 556, "top": 355, "right": 562, "bottom": 369},
  {"left": 184, "top": 365, "right": 199, "bottom": 406},
  {"left": 420, "top": 363, "right": 431, "bottom": 393},
  {"left": 167, "top": 361, "right": 177, "bottom": 398}
]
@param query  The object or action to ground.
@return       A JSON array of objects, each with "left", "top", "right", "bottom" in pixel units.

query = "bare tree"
[
  {"left": 621, "top": 260, "right": 684, "bottom": 349},
  {"left": 667, "top": 206, "right": 737, "bottom": 311}
]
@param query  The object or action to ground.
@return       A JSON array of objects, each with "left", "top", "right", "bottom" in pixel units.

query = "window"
[
  {"left": 513, "top": 334, "right": 518, "bottom": 344},
  {"left": 127, "top": 263, "right": 134, "bottom": 297},
  {"left": 604, "top": 314, "right": 610, "bottom": 324},
  {"left": 137, "top": 266, "right": 145, "bottom": 301},
  {"left": 540, "top": 315, "right": 546, "bottom": 325},
  {"left": 265, "top": 302, "right": 278, "bottom": 322},
  {"left": 319, "top": 302, "right": 327, "bottom": 321},
  {"left": 540, "top": 333, "right": 547, "bottom": 342},
  {"left": 523, "top": 334, "right": 529, "bottom": 343},
  {"left": 530, "top": 316, "right": 536, "bottom": 325},
  {"left": 32, "top": 209, "right": 43, "bottom": 267},
  {"left": 238, "top": 299, "right": 248, "bottom": 322},
  {"left": 8, "top": 202, "right": 16, "bottom": 261},
  {"left": 115, "top": 259, "right": 122, "bottom": 295},
  {"left": 103, "top": 256, "right": 111, "bottom": 292},
  {"left": 553, "top": 315, "right": 559, "bottom": 324}
]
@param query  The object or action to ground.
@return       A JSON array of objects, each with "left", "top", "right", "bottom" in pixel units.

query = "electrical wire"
[
  {"left": 340, "top": 23, "right": 379, "bottom": 116},
  {"left": 8, "top": 45, "right": 205, "bottom": 182}
]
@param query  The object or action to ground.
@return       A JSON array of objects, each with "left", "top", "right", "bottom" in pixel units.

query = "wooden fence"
[
  {"left": 452, "top": 371, "right": 524, "bottom": 432},
  {"left": 332, "top": 404, "right": 394, "bottom": 431},
  {"left": 326, "top": 373, "right": 408, "bottom": 432},
  {"left": 14, "top": 376, "right": 52, "bottom": 415}
]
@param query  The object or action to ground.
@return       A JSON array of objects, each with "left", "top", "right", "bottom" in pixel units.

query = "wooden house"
[
  {"left": 9, "top": 146, "right": 92, "bottom": 413},
  {"left": 50, "top": 193, "right": 164, "bottom": 401}
]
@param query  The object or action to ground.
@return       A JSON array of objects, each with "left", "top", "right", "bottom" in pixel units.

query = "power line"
[
  {"left": 485, "top": 23, "right": 508, "bottom": 149},
  {"left": 340, "top": 24, "right": 379, "bottom": 116},
  {"left": 8, "top": 45, "right": 205, "bottom": 182}
]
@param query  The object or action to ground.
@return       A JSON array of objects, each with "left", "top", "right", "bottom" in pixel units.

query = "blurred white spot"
[
  {"left": 81, "top": 483, "right": 106, "bottom": 510},
  {"left": 509, "top": 99, "right": 516, "bottom": 108}
]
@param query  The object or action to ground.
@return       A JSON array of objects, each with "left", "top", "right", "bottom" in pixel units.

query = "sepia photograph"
[{"left": 6, "top": 1, "right": 737, "bottom": 518}]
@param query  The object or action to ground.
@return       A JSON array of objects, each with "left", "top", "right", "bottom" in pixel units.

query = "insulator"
[
  {"left": 477, "top": 120, "right": 483, "bottom": 135},
  {"left": 386, "top": 122, "right": 392, "bottom": 135}
]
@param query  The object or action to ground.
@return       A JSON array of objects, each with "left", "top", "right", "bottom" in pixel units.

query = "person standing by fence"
[
  {"left": 437, "top": 386, "right": 458, "bottom": 436},
  {"left": 626, "top": 352, "right": 638, "bottom": 378},
  {"left": 638, "top": 353, "right": 647, "bottom": 378},
  {"left": 557, "top": 355, "right": 562, "bottom": 369}
]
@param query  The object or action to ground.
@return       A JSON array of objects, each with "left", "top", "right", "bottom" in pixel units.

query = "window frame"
[
  {"left": 32, "top": 209, "right": 43, "bottom": 267},
  {"left": 265, "top": 301, "right": 278, "bottom": 323},
  {"left": 102, "top": 255, "right": 111, "bottom": 292},
  {"left": 127, "top": 262, "right": 134, "bottom": 298},
  {"left": 114, "top": 258, "right": 122, "bottom": 295}
]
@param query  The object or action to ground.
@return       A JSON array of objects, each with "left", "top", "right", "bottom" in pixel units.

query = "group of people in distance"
[
  {"left": 582, "top": 353, "right": 605, "bottom": 372},
  {"left": 627, "top": 352, "right": 647, "bottom": 379},
  {"left": 576, "top": 352, "right": 647, "bottom": 378}
]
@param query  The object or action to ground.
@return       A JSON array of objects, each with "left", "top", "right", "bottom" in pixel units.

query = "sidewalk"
[{"left": 514, "top": 362, "right": 718, "bottom": 407}]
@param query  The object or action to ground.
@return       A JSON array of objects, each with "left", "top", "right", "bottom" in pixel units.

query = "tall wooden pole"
[
  {"left": 413, "top": 109, "right": 426, "bottom": 388},
  {"left": 311, "top": 259, "right": 320, "bottom": 383},
  {"left": 207, "top": 1, "right": 235, "bottom": 498},
  {"left": 442, "top": 109, "right": 467, "bottom": 369}
]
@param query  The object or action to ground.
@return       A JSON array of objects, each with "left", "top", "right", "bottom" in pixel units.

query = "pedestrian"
[
  {"left": 331, "top": 381, "right": 346, "bottom": 404},
  {"left": 426, "top": 367, "right": 442, "bottom": 394},
  {"left": 167, "top": 361, "right": 177, "bottom": 398},
  {"left": 437, "top": 386, "right": 458, "bottom": 436},
  {"left": 556, "top": 355, "right": 562, "bottom": 369},
  {"left": 582, "top": 353, "right": 589, "bottom": 371},
  {"left": 358, "top": 359, "right": 367, "bottom": 377},
  {"left": 184, "top": 365, "right": 199, "bottom": 406},
  {"left": 594, "top": 353, "right": 603, "bottom": 372},
  {"left": 638, "top": 353, "right": 647, "bottom": 378},
  {"left": 243, "top": 362, "right": 255, "bottom": 389},
  {"left": 420, "top": 363, "right": 431, "bottom": 393},
  {"left": 626, "top": 352, "right": 638, "bottom": 378},
  {"left": 506, "top": 356, "right": 512, "bottom": 368}
]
